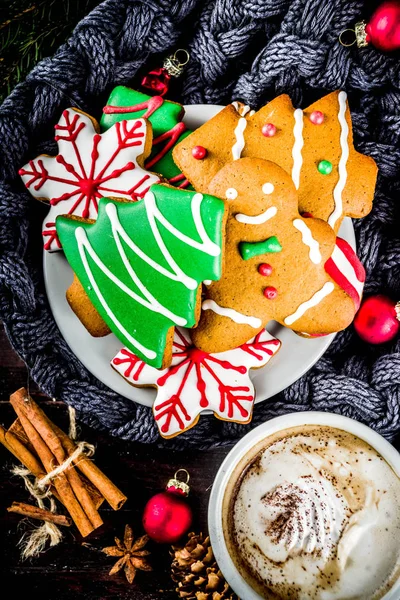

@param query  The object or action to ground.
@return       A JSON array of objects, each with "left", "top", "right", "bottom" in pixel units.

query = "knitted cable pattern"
[{"left": 0, "top": 0, "right": 399, "bottom": 449}]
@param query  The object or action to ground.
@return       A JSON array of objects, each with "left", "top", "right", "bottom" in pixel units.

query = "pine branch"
[{"left": 0, "top": 0, "right": 99, "bottom": 102}]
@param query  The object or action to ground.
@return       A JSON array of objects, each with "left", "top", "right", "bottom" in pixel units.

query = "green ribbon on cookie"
[
  {"left": 101, "top": 87, "right": 192, "bottom": 186},
  {"left": 239, "top": 236, "right": 282, "bottom": 260}
]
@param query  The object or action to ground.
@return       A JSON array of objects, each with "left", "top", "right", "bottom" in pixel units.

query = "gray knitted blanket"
[{"left": 0, "top": 0, "right": 399, "bottom": 448}]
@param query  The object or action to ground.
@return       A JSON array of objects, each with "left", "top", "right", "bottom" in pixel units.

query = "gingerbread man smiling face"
[{"left": 191, "top": 157, "right": 361, "bottom": 354}]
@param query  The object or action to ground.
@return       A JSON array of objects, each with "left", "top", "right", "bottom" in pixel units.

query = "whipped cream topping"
[
  {"left": 262, "top": 477, "right": 347, "bottom": 561},
  {"left": 231, "top": 426, "right": 400, "bottom": 600}
]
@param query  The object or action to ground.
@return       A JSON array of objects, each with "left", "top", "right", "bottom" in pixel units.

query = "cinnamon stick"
[
  {"left": 9, "top": 418, "right": 103, "bottom": 510},
  {"left": 0, "top": 425, "right": 45, "bottom": 479},
  {"left": 8, "top": 418, "right": 39, "bottom": 456},
  {"left": 7, "top": 502, "right": 71, "bottom": 527},
  {"left": 53, "top": 424, "right": 127, "bottom": 510},
  {"left": 10, "top": 392, "right": 94, "bottom": 537},
  {"left": 9, "top": 390, "right": 103, "bottom": 530}
]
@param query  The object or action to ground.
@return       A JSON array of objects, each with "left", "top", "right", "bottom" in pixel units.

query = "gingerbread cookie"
[
  {"left": 112, "top": 327, "right": 281, "bottom": 438},
  {"left": 191, "top": 157, "right": 365, "bottom": 354},
  {"left": 56, "top": 184, "right": 226, "bottom": 368},
  {"left": 173, "top": 91, "right": 377, "bottom": 232},
  {"left": 19, "top": 108, "right": 159, "bottom": 251},
  {"left": 101, "top": 87, "right": 191, "bottom": 188},
  {"left": 66, "top": 274, "right": 111, "bottom": 337}
]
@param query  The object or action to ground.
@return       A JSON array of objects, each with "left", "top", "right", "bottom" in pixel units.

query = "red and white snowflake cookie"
[
  {"left": 111, "top": 328, "right": 281, "bottom": 438},
  {"left": 19, "top": 108, "right": 159, "bottom": 252}
]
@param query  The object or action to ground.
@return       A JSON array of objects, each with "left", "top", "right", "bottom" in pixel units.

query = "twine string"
[
  {"left": 68, "top": 405, "right": 77, "bottom": 440},
  {"left": 11, "top": 408, "right": 94, "bottom": 559},
  {"left": 12, "top": 466, "right": 62, "bottom": 560},
  {"left": 37, "top": 441, "right": 95, "bottom": 489}
]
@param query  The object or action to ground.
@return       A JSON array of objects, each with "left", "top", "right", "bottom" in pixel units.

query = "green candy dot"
[{"left": 317, "top": 160, "right": 333, "bottom": 175}]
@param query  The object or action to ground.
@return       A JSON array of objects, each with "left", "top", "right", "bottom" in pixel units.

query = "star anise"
[{"left": 102, "top": 525, "right": 152, "bottom": 583}]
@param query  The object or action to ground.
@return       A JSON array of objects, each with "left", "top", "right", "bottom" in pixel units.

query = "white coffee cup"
[{"left": 208, "top": 411, "right": 400, "bottom": 600}]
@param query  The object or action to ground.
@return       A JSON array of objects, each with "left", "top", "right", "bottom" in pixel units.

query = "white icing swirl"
[
  {"left": 291, "top": 108, "right": 304, "bottom": 190},
  {"left": 284, "top": 282, "right": 334, "bottom": 325},
  {"left": 328, "top": 91, "right": 349, "bottom": 229},
  {"left": 235, "top": 206, "right": 277, "bottom": 225},
  {"left": 202, "top": 299, "right": 261, "bottom": 328},
  {"left": 232, "top": 117, "right": 247, "bottom": 160},
  {"left": 293, "top": 218, "right": 321, "bottom": 264}
]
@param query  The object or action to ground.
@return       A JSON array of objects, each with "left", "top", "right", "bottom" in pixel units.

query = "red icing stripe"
[
  {"left": 325, "top": 256, "right": 361, "bottom": 310},
  {"left": 145, "top": 121, "right": 186, "bottom": 169},
  {"left": 299, "top": 332, "right": 329, "bottom": 338},
  {"left": 335, "top": 237, "right": 365, "bottom": 282},
  {"left": 169, "top": 173, "right": 191, "bottom": 188},
  {"left": 103, "top": 96, "right": 164, "bottom": 118}
]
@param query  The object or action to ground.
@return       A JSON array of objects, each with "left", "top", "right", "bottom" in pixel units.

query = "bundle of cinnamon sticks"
[{"left": 0, "top": 388, "right": 127, "bottom": 537}]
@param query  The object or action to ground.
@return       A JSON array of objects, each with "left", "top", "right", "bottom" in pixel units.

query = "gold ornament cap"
[
  {"left": 395, "top": 302, "right": 400, "bottom": 321},
  {"left": 163, "top": 49, "right": 190, "bottom": 78},
  {"left": 166, "top": 468, "right": 190, "bottom": 496},
  {"left": 355, "top": 21, "right": 369, "bottom": 47},
  {"left": 339, "top": 21, "right": 369, "bottom": 48}
]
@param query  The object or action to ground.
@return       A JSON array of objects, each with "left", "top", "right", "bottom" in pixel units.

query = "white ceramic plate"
[{"left": 43, "top": 104, "right": 356, "bottom": 408}]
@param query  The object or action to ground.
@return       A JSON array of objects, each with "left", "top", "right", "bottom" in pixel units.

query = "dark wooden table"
[{"left": 0, "top": 323, "right": 230, "bottom": 599}]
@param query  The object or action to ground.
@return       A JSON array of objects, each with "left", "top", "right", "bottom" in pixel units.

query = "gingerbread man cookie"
[
  {"left": 173, "top": 91, "right": 377, "bottom": 233},
  {"left": 19, "top": 108, "right": 159, "bottom": 251},
  {"left": 56, "top": 184, "right": 226, "bottom": 368},
  {"left": 191, "top": 158, "right": 365, "bottom": 354},
  {"left": 112, "top": 327, "right": 281, "bottom": 438}
]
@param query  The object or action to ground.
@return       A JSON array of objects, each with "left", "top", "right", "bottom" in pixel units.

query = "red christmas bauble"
[
  {"left": 365, "top": 1, "right": 400, "bottom": 51},
  {"left": 354, "top": 294, "right": 400, "bottom": 344},
  {"left": 142, "top": 469, "right": 193, "bottom": 543},
  {"left": 142, "top": 491, "right": 192, "bottom": 543},
  {"left": 141, "top": 67, "right": 171, "bottom": 96}
]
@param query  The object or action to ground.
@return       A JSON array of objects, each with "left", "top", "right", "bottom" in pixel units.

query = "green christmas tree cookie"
[
  {"left": 101, "top": 87, "right": 192, "bottom": 188},
  {"left": 56, "top": 184, "right": 225, "bottom": 368}
]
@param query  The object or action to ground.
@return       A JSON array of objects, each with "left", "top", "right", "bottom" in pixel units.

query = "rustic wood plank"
[
  {"left": 0, "top": 327, "right": 42, "bottom": 401},
  {"left": 0, "top": 322, "right": 230, "bottom": 599}
]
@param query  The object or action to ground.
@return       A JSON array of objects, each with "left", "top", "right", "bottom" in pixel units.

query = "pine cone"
[{"left": 171, "top": 532, "right": 239, "bottom": 600}]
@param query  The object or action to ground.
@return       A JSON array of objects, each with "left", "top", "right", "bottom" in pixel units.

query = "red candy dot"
[
  {"left": 262, "top": 123, "right": 277, "bottom": 137},
  {"left": 263, "top": 286, "right": 278, "bottom": 299},
  {"left": 309, "top": 110, "right": 324, "bottom": 125},
  {"left": 192, "top": 145, "right": 207, "bottom": 159},
  {"left": 258, "top": 263, "right": 273, "bottom": 276}
]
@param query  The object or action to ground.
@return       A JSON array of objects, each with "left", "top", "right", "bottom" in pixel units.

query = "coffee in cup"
[{"left": 222, "top": 424, "right": 400, "bottom": 599}]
